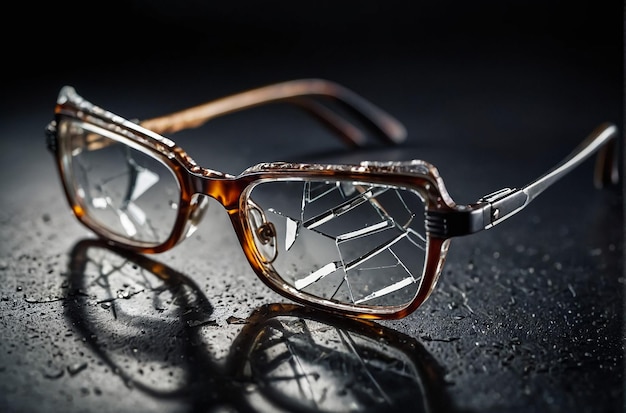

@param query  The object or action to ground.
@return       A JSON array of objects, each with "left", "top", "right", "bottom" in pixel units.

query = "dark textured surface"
[{"left": 1, "top": 2, "right": 623, "bottom": 412}]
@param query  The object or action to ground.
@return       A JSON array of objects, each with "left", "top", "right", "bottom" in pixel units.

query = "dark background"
[
  {"left": 5, "top": 1, "right": 623, "bottom": 118},
  {"left": 1, "top": 1, "right": 623, "bottom": 413},
  {"left": 4, "top": 1, "right": 623, "bottom": 184}
]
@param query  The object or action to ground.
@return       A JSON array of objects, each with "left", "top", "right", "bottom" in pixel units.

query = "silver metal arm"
[
  {"left": 426, "top": 123, "right": 619, "bottom": 238},
  {"left": 482, "top": 122, "right": 619, "bottom": 230},
  {"left": 524, "top": 123, "right": 618, "bottom": 201}
]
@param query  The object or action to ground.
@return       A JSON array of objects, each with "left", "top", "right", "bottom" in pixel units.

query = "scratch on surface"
[
  {"left": 420, "top": 335, "right": 461, "bottom": 343},
  {"left": 449, "top": 284, "right": 474, "bottom": 314},
  {"left": 24, "top": 297, "right": 66, "bottom": 304},
  {"left": 567, "top": 283, "right": 576, "bottom": 298}
]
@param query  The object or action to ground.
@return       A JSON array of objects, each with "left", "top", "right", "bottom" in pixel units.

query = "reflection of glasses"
[
  {"left": 45, "top": 79, "right": 619, "bottom": 319},
  {"left": 66, "top": 238, "right": 451, "bottom": 412},
  {"left": 232, "top": 304, "right": 449, "bottom": 413}
]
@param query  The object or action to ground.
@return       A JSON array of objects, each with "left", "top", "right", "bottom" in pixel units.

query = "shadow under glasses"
[{"left": 63, "top": 238, "right": 454, "bottom": 413}]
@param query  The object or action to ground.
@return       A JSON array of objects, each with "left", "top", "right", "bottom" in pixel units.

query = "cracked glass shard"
[
  {"left": 65, "top": 120, "right": 180, "bottom": 244},
  {"left": 248, "top": 179, "right": 427, "bottom": 307},
  {"left": 285, "top": 216, "right": 300, "bottom": 250},
  {"left": 244, "top": 316, "right": 427, "bottom": 412}
]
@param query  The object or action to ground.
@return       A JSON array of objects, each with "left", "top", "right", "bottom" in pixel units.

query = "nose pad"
[
  {"left": 183, "top": 194, "right": 210, "bottom": 239},
  {"left": 247, "top": 200, "right": 278, "bottom": 264}
]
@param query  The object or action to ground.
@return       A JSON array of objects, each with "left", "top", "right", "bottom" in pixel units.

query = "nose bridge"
[{"left": 191, "top": 174, "right": 247, "bottom": 212}]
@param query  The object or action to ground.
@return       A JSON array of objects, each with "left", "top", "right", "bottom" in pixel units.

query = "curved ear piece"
[{"left": 594, "top": 130, "right": 620, "bottom": 189}]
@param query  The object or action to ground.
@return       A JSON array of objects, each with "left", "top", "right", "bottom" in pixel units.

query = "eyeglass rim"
[{"left": 49, "top": 87, "right": 457, "bottom": 319}]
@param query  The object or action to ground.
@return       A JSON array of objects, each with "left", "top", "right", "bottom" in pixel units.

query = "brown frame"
[{"left": 45, "top": 80, "right": 619, "bottom": 319}]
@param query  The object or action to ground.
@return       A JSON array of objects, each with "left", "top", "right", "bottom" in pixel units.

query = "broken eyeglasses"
[{"left": 45, "top": 79, "right": 619, "bottom": 319}]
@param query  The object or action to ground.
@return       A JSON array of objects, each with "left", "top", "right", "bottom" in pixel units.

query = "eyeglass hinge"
[
  {"left": 426, "top": 187, "right": 529, "bottom": 238},
  {"left": 478, "top": 187, "right": 529, "bottom": 229},
  {"left": 425, "top": 207, "right": 486, "bottom": 238}
]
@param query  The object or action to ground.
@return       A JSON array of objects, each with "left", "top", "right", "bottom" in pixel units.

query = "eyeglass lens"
[
  {"left": 59, "top": 119, "right": 181, "bottom": 245},
  {"left": 244, "top": 179, "right": 427, "bottom": 307}
]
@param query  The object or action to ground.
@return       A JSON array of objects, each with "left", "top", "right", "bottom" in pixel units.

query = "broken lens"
[
  {"left": 58, "top": 118, "right": 181, "bottom": 246},
  {"left": 244, "top": 179, "right": 427, "bottom": 308}
]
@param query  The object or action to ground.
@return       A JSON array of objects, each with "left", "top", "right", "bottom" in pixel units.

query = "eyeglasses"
[{"left": 45, "top": 79, "right": 619, "bottom": 319}]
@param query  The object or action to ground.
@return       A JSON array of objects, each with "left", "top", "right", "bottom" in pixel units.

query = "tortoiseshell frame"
[{"left": 45, "top": 80, "right": 619, "bottom": 319}]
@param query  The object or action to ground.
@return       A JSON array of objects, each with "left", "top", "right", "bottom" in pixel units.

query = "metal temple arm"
[
  {"left": 139, "top": 79, "right": 407, "bottom": 148},
  {"left": 481, "top": 122, "right": 619, "bottom": 230},
  {"left": 426, "top": 123, "right": 619, "bottom": 238}
]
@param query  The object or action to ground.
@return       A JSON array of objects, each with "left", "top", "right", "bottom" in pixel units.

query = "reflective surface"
[
  {"left": 64, "top": 239, "right": 450, "bottom": 413},
  {"left": 0, "top": 2, "right": 623, "bottom": 412}
]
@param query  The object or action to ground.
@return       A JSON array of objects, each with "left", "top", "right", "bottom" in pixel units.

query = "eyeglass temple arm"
[
  {"left": 427, "top": 123, "right": 619, "bottom": 237},
  {"left": 138, "top": 79, "right": 407, "bottom": 148}
]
